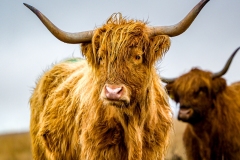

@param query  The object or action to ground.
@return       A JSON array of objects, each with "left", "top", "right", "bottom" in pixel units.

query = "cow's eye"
[
  {"left": 193, "top": 87, "right": 208, "bottom": 98},
  {"left": 135, "top": 55, "right": 141, "bottom": 60},
  {"left": 198, "top": 87, "right": 208, "bottom": 95}
]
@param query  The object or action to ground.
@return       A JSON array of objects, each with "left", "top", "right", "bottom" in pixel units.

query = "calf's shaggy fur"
[{"left": 30, "top": 14, "right": 173, "bottom": 160}]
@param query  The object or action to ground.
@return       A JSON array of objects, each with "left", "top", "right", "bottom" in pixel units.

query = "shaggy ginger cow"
[
  {"left": 163, "top": 47, "right": 240, "bottom": 160},
  {"left": 24, "top": 1, "right": 209, "bottom": 159}
]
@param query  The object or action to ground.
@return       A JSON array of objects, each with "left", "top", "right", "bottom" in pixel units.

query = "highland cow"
[
  {"left": 24, "top": 1, "right": 209, "bottom": 159},
  {"left": 163, "top": 47, "right": 240, "bottom": 160}
]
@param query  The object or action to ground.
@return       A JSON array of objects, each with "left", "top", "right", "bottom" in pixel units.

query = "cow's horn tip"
[{"left": 23, "top": 3, "right": 34, "bottom": 10}]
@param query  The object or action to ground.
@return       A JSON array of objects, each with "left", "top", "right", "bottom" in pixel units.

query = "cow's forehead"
[
  {"left": 93, "top": 15, "right": 148, "bottom": 47},
  {"left": 92, "top": 23, "right": 148, "bottom": 61},
  {"left": 175, "top": 72, "right": 211, "bottom": 93}
]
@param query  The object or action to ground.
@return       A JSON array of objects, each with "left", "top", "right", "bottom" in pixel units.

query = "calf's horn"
[
  {"left": 148, "top": 0, "right": 209, "bottom": 37},
  {"left": 24, "top": 0, "right": 209, "bottom": 44},
  {"left": 23, "top": 3, "right": 94, "bottom": 44},
  {"left": 212, "top": 47, "right": 240, "bottom": 78}
]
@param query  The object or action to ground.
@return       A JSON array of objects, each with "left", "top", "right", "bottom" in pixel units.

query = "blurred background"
[{"left": 0, "top": 0, "right": 239, "bottom": 159}]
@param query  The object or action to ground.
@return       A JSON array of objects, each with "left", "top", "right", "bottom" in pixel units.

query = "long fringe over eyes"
[
  {"left": 93, "top": 13, "right": 149, "bottom": 61},
  {"left": 81, "top": 13, "right": 171, "bottom": 69}
]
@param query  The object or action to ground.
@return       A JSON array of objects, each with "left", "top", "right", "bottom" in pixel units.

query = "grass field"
[
  {"left": 0, "top": 132, "right": 32, "bottom": 160},
  {"left": 166, "top": 119, "right": 187, "bottom": 160},
  {"left": 0, "top": 119, "right": 186, "bottom": 160}
]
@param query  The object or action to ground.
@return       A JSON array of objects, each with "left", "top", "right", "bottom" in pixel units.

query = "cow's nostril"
[
  {"left": 105, "top": 85, "right": 123, "bottom": 100},
  {"left": 106, "top": 86, "right": 122, "bottom": 94}
]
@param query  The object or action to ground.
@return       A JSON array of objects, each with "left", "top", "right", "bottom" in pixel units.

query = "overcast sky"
[{"left": 1, "top": 0, "right": 240, "bottom": 134}]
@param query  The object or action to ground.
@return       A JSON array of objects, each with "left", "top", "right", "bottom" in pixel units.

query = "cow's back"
[{"left": 230, "top": 81, "right": 240, "bottom": 91}]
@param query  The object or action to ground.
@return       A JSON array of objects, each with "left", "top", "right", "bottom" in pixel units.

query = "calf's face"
[{"left": 82, "top": 18, "right": 170, "bottom": 107}]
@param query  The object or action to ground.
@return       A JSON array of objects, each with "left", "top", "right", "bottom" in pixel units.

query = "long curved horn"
[
  {"left": 148, "top": 0, "right": 209, "bottom": 37},
  {"left": 161, "top": 47, "right": 240, "bottom": 83},
  {"left": 161, "top": 77, "right": 176, "bottom": 84},
  {"left": 212, "top": 47, "right": 240, "bottom": 79},
  {"left": 23, "top": 3, "right": 94, "bottom": 44},
  {"left": 24, "top": 1, "right": 208, "bottom": 43}
]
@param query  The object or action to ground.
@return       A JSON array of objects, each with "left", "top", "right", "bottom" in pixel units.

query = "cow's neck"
[
  {"left": 117, "top": 88, "right": 151, "bottom": 159},
  {"left": 121, "top": 86, "right": 150, "bottom": 124}
]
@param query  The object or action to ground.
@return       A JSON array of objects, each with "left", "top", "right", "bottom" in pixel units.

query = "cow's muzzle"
[
  {"left": 101, "top": 84, "right": 130, "bottom": 105},
  {"left": 105, "top": 85, "right": 123, "bottom": 100},
  {"left": 178, "top": 106, "right": 193, "bottom": 122}
]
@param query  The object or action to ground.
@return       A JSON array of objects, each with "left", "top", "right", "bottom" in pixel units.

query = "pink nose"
[{"left": 105, "top": 84, "right": 123, "bottom": 100}]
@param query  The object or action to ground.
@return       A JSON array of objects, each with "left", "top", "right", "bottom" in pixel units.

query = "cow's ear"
[
  {"left": 81, "top": 43, "right": 96, "bottom": 67},
  {"left": 212, "top": 77, "right": 227, "bottom": 94},
  {"left": 148, "top": 35, "right": 171, "bottom": 63}
]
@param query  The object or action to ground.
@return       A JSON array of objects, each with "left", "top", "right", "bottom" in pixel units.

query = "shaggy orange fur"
[
  {"left": 166, "top": 68, "right": 240, "bottom": 160},
  {"left": 30, "top": 14, "right": 172, "bottom": 160}
]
